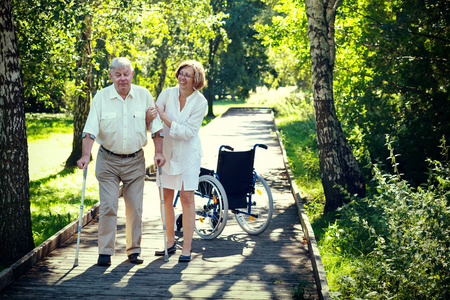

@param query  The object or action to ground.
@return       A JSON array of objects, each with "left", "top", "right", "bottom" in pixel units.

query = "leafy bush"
[{"left": 323, "top": 141, "right": 450, "bottom": 299}]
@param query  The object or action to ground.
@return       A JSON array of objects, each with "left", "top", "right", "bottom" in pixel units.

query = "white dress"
[{"left": 155, "top": 87, "right": 208, "bottom": 191}]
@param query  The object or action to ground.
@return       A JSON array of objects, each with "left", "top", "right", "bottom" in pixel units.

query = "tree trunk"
[
  {"left": 65, "top": 12, "right": 92, "bottom": 168},
  {"left": 0, "top": 0, "right": 35, "bottom": 267},
  {"left": 203, "top": 87, "right": 215, "bottom": 118},
  {"left": 204, "top": 45, "right": 216, "bottom": 118},
  {"left": 305, "top": 0, "right": 365, "bottom": 212},
  {"left": 204, "top": 34, "right": 223, "bottom": 118},
  {"left": 155, "top": 43, "right": 168, "bottom": 98}
]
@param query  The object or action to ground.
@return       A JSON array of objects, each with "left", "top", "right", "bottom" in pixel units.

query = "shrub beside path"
[{"left": 0, "top": 108, "right": 324, "bottom": 299}]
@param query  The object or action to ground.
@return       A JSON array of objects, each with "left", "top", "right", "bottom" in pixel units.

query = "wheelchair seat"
[{"left": 216, "top": 148, "right": 255, "bottom": 209}]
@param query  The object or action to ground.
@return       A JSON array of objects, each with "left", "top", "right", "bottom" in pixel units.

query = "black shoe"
[
  {"left": 97, "top": 254, "right": 111, "bottom": 266},
  {"left": 178, "top": 254, "right": 191, "bottom": 262},
  {"left": 155, "top": 242, "right": 177, "bottom": 256},
  {"left": 128, "top": 253, "right": 144, "bottom": 264}
]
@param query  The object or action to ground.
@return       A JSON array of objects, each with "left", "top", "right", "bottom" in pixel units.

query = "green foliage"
[
  {"left": 137, "top": 0, "right": 228, "bottom": 96},
  {"left": 255, "top": 0, "right": 311, "bottom": 89},
  {"left": 334, "top": 0, "right": 450, "bottom": 186},
  {"left": 247, "top": 86, "right": 313, "bottom": 118},
  {"left": 266, "top": 84, "right": 449, "bottom": 298},
  {"left": 322, "top": 142, "right": 450, "bottom": 299},
  {"left": 257, "top": 0, "right": 450, "bottom": 188},
  {"left": 13, "top": 0, "right": 78, "bottom": 111},
  {"left": 12, "top": 0, "right": 229, "bottom": 110},
  {"left": 214, "top": 0, "right": 271, "bottom": 99}
]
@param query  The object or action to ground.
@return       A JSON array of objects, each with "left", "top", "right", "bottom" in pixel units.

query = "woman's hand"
[
  {"left": 155, "top": 105, "right": 172, "bottom": 128},
  {"left": 146, "top": 107, "right": 157, "bottom": 130}
]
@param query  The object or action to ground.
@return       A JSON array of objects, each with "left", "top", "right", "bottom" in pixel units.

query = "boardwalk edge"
[
  {"left": 0, "top": 203, "right": 100, "bottom": 291},
  {"left": 272, "top": 111, "right": 331, "bottom": 300}
]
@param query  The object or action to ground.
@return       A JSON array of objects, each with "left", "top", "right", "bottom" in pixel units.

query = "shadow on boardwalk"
[{"left": 0, "top": 108, "right": 321, "bottom": 299}]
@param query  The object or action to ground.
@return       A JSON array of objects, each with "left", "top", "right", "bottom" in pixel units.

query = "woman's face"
[{"left": 177, "top": 66, "right": 195, "bottom": 91}]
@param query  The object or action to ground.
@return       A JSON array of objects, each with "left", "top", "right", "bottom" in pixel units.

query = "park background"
[{"left": 1, "top": 0, "right": 449, "bottom": 299}]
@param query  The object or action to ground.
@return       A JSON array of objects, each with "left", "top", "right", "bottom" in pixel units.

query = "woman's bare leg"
[
  {"left": 160, "top": 188, "right": 176, "bottom": 247},
  {"left": 179, "top": 189, "right": 195, "bottom": 255}
]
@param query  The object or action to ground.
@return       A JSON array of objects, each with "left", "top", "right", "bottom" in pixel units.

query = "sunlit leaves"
[
  {"left": 13, "top": 0, "right": 78, "bottom": 110},
  {"left": 255, "top": 0, "right": 310, "bottom": 88}
]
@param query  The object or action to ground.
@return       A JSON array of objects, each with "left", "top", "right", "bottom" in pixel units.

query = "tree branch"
[{"left": 326, "top": 0, "right": 342, "bottom": 23}]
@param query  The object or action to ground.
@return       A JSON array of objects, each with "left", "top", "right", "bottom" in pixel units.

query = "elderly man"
[{"left": 77, "top": 57, "right": 165, "bottom": 266}]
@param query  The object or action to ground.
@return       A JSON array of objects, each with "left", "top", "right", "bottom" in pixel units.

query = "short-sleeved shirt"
[
  {"left": 83, "top": 84, "right": 163, "bottom": 154},
  {"left": 156, "top": 87, "right": 207, "bottom": 175}
]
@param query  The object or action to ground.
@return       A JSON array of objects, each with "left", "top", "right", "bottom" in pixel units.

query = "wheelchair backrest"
[{"left": 216, "top": 148, "right": 255, "bottom": 196}]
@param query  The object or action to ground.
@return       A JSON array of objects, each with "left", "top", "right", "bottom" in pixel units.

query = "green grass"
[
  {"left": 26, "top": 113, "right": 98, "bottom": 246},
  {"left": 26, "top": 113, "right": 73, "bottom": 141},
  {"left": 29, "top": 168, "right": 99, "bottom": 246}
]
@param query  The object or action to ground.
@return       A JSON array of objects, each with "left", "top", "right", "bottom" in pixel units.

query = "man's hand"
[
  {"left": 154, "top": 153, "right": 166, "bottom": 167},
  {"left": 146, "top": 107, "right": 157, "bottom": 130},
  {"left": 77, "top": 154, "right": 90, "bottom": 170},
  {"left": 77, "top": 133, "right": 94, "bottom": 169}
]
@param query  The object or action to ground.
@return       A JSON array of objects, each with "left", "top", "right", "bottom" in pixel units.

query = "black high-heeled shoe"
[
  {"left": 154, "top": 242, "right": 177, "bottom": 256},
  {"left": 178, "top": 250, "right": 192, "bottom": 262},
  {"left": 178, "top": 254, "right": 191, "bottom": 262}
]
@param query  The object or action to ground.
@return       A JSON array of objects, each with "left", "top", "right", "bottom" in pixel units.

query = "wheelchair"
[{"left": 175, "top": 144, "right": 274, "bottom": 239}]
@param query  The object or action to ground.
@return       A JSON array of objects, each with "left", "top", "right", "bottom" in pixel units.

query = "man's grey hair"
[{"left": 110, "top": 57, "right": 133, "bottom": 72}]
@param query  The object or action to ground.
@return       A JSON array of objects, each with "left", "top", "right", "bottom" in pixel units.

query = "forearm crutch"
[
  {"left": 74, "top": 167, "right": 88, "bottom": 267},
  {"left": 157, "top": 162, "right": 169, "bottom": 262}
]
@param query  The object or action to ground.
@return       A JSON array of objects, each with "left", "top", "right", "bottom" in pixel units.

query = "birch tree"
[
  {"left": 304, "top": 0, "right": 365, "bottom": 211},
  {"left": 0, "top": 0, "right": 35, "bottom": 267}
]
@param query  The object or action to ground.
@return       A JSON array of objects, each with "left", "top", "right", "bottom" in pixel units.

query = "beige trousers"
[{"left": 95, "top": 147, "right": 145, "bottom": 256}]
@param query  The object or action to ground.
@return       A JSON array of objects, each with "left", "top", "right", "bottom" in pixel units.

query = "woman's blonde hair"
[{"left": 175, "top": 60, "right": 207, "bottom": 90}]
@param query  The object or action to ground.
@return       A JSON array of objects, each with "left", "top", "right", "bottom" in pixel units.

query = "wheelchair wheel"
[
  {"left": 194, "top": 175, "right": 228, "bottom": 239},
  {"left": 235, "top": 174, "right": 273, "bottom": 235}
]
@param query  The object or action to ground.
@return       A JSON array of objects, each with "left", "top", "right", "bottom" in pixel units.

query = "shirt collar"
[{"left": 110, "top": 84, "right": 135, "bottom": 100}]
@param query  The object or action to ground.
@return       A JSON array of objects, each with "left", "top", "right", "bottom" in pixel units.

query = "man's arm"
[{"left": 77, "top": 133, "right": 95, "bottom": 169}]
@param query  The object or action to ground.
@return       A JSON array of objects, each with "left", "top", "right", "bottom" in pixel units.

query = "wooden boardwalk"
[{"left": 0, "top": 108, "right": 320, "bottom": 299}]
